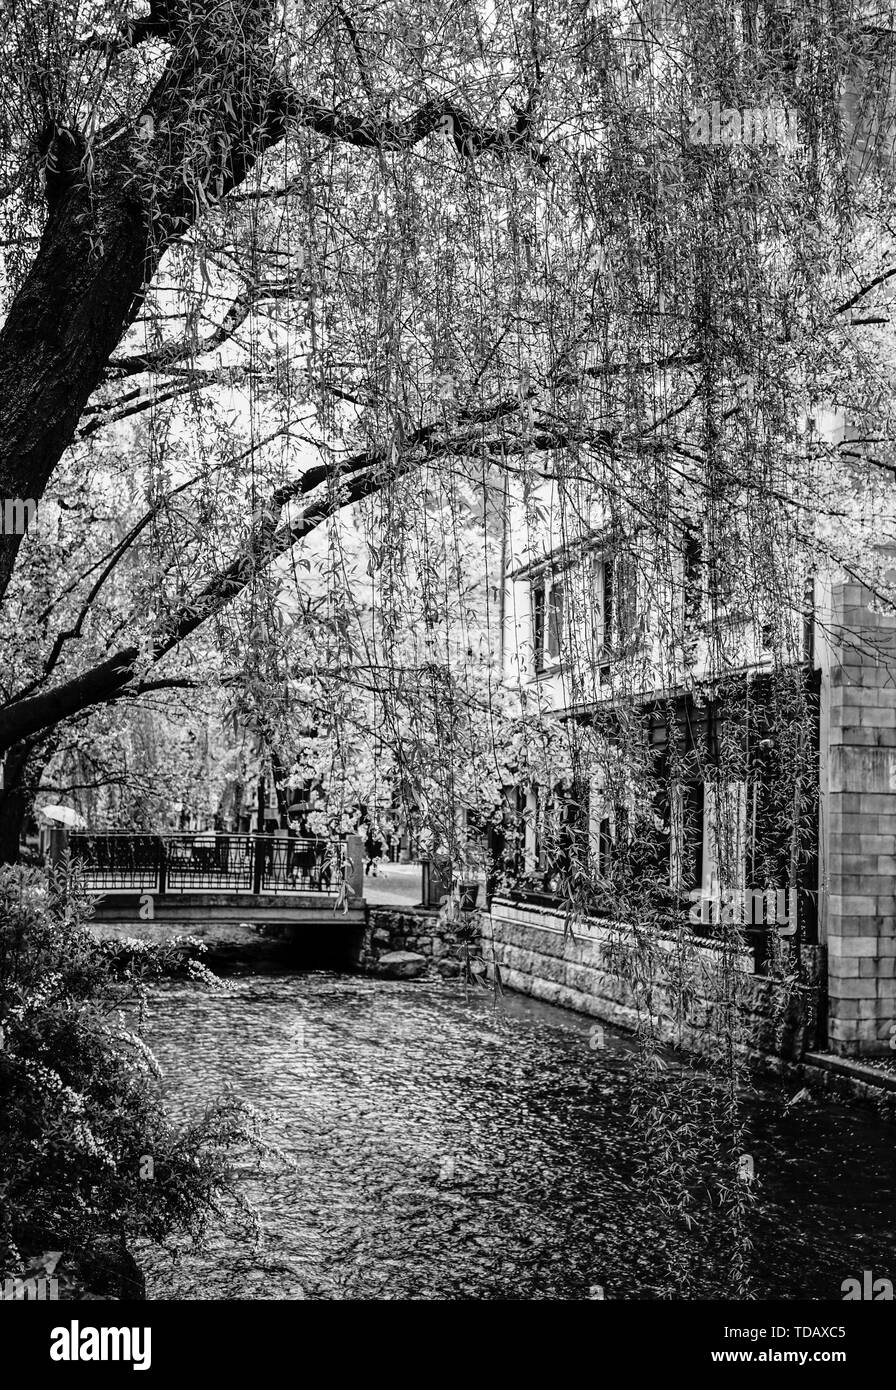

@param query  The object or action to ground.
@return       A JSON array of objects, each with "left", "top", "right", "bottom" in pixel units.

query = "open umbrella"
[{"left": 39, "top": 805, "right": 87, "bottom": 830}]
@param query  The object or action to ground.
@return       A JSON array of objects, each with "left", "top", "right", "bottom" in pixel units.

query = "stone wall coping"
[
  {"left": 802, "top": 1050, "right": 896, "bottom": 1093},
  {"left": 488, "top": 896, "right": 756, "bottom": 968}
]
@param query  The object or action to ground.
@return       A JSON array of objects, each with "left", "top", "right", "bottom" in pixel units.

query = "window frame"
[
  {"left": 530, "top": 568, "right": 566, "bottom": 675},
  {"left": 592, "top": 549, "right": 638, "bottom": 666},
  {"left": 521, "top": 538, "right": 639, "bottom": 682},
  {"left": 682, "top": 522, "right": 745, "bottom": 633}
]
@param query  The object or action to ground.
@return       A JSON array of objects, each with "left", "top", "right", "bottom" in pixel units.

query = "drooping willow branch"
[{"left": 0, "top": 392, "right": 613, "bottom": 749}]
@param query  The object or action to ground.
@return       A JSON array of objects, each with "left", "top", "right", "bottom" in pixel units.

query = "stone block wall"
[
  {"left": 355, "top": 907, "right": 464, "bottom": 978},
  {"left": 823, "top": 578, "right": 896, "bottom": 1056},
  {"left": 483, "top": 898, "right": 824, "bottom": 1065}
]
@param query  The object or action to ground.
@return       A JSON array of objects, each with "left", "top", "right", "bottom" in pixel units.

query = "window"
[
  {"left": 523, "top": 786, "right": 540, "bottom": 873},
  {"left": 494, "top": 785, "right": 527, "bottom": 882},
  {"left": 615, "top": 555, "right": 638, "bottom": 640},
  {"left": 681, "top": 524, "right": 745, "bottom": 643},
  {"left": 550, "top": 779, "right": 589, "bottom": 885},
  {"left": 548, "top": 580, "right": 564, "bottom": 658},
  {"left": 593, "top": 551, "right": 637, "bottom": 661},
  {"left": 670, "top": 781, "right": 704, "bottom": 893},
  {"left": 683, "top": 530, "right": 703, "bottom": 631},
  {"left": 597, "top": 815, "right": 613, "bottom": 876},
  {"left": 594, "top": 556, "right": 612, "bottom": 656},
  {"left": 597, "top": 805, "right": 630, "bottom": 874},
  {"left": 531, "top": 572, "right": 565, "bottom": 673},
  {"left": 670, "top": 784, "right": 686, "bottom": 892},
  {"left": 706, "top": 538, "right": 737, "bottom": 616},
  {"left": 802, "top": 572, "right": 815, "bottom": 662},
  {"left": 529, "top": 548, "right": 636, "bottom": 679},
  {"left": 589, "top": 774, "right": 630, "bottom": 879},
  {"left": 532, "top": 582, "right": 546, "bottom": 673},
  {"left": 701, "top": 779, "right": 748, "bottom": 900}
]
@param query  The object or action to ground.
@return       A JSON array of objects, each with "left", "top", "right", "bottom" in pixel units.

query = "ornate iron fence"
[{"left": 68, "top": 833, "right": 345, "bottom": 895}]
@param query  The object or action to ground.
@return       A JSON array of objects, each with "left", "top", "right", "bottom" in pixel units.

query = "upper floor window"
[
  {"left": 593, "top": 552, "right": 638, "bottom": 663},
  {"left": 706, "top": 537, "right": 738, "bottom": 616},
  {"left": 683, "top": 530, "right": 703, "bottom": 629},
  {"left": 682, "top": 523, "right": 740, "bottom": 631},
  {"left": 531, "top": 572, "right": 564, "bottom": 673},
  {"left": 528, "top": 547, "right": 637, "bottom": 678}
]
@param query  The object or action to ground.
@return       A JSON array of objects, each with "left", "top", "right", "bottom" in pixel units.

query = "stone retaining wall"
[
  {"left": 482, "top": 897, "right": 825, "bottom": 1065},
  {"left": 357, "top": 907, "right": 464, "bottom": 978},
  {"left": 798, "top": 1051, "right": 896, "bottom": 1117}
]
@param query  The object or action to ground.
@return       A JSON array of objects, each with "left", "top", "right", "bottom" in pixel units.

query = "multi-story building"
[{"left": 484, "top": 472, "right": 896, "bottom": 1062}]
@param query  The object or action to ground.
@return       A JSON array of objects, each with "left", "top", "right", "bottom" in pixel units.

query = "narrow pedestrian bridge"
[{"left": 69, "top": 832, "right": 367, "bottom": 943}]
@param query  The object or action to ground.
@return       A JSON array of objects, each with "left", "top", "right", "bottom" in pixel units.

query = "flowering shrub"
[{"left": 0, "top": 862, "right": 278, "bottom": 1286}]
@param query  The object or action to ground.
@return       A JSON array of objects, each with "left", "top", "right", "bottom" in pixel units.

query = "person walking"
[{"left": 364, "top": 822, "right": 382, "bottom": 877}]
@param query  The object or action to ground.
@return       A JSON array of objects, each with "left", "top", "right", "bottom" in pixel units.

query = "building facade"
[{"left": 485, "top": 480, "right": 896, "bottom": 1060}]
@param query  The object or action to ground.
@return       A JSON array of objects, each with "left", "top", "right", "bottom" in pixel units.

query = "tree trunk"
[
  {"left": 0, "top": 1, "right": 286, "bottom": 602},
  {"left": 0, "top": 739, "right": 50, "bottom": 864}
]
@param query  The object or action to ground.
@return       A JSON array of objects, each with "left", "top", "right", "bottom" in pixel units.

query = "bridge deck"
[
  {"left": 91, "top": 890, "right": 367, "bottom": 929},
  {"left": 90, "top": 891, "right": 369, "bottom": 976}
]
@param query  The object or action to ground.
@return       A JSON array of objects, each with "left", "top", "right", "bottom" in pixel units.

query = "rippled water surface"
[{"left": 140, "top": 971, "right": 896, "bottom": 1300}]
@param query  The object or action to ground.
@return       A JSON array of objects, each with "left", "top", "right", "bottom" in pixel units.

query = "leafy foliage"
[{"left": 0, "top": 862, "right": 281, "bottom": 1280}]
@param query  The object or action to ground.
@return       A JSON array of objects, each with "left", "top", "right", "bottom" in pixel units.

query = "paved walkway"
[{"left": 362, "top": 860, "right": 425, "bottom": 909}]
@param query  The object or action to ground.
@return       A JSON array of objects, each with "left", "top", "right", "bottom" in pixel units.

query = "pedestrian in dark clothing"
[{"left": 364, "top": 825, "right": 382, "bottom": 876}]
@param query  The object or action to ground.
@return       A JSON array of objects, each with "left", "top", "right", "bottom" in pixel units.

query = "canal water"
[{"left": 139, "top": 971, "right": 896, "bottom": 1301}]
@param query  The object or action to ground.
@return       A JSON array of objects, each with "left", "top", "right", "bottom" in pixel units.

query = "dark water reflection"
[{"left": 139, "top": 972, "right": 896, "bottom": 1300}]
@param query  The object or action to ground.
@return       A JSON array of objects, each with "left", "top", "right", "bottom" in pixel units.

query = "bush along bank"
[{"left": 0, "top": 862, "right": 285, "bottom": 1300}]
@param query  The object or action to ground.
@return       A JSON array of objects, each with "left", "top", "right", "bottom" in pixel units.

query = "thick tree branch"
[
  {"left": 78, "top": 18, "right": 172, "bottom": 54},
  {"left": 105, "top": 277, "right": 302, "bottom": 377},
  {"left": 281, "top": 91, "right": 544, "bottom": 163},
  {"left": 833, "top": 264, "right": 896, "bottom": 316},
  {"left": 18, "top": 429, "right": 301, "bottom": 704},
  {"left": 0, "top": 390, "right": 579, "bottom": 749},
  {"left": 79, "top": 365, "right": 263, "bottom": 438}
]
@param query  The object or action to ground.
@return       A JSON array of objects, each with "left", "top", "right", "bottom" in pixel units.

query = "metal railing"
[{"left": 68, "top": 833, "right": 345, "bottom": 895}]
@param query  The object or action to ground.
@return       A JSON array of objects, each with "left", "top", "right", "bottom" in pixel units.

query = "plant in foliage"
[{"left": 0, "top": 861, "right": 285, "bottom": 1290}]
